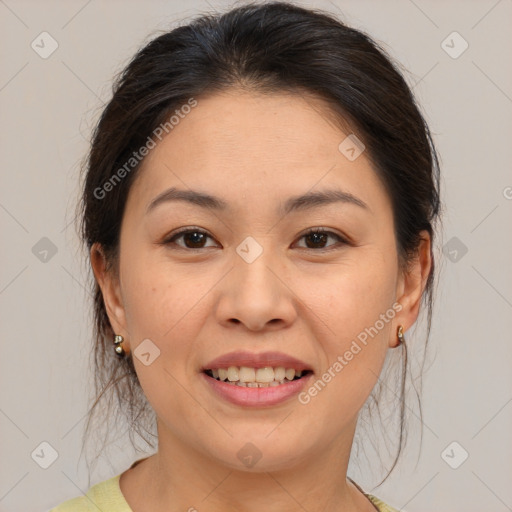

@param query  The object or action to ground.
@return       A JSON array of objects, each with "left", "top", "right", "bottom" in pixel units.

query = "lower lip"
[{"left": 201, "top": 372, "right": 313, "bottom": 407}]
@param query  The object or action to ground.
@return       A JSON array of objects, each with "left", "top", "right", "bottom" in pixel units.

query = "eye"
[
  {"left": 163, "top": 227, "right": 217, "bottom": 250},
  {"left": 161, "top": 227, "right": 349, "bottom": 251},
  {"left": 294, "top": 228, "right": 348, "bottom": 251}
]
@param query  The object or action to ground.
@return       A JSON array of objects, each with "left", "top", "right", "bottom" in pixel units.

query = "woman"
[{"left": 50, "top": 1, "right": 440, "bottom": 511}]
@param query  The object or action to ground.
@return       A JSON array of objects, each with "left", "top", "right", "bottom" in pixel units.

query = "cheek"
[
  {"left": 118, "top": 255, "right": 170, "bottom": 356},
  {"left": 119, "top": 257, "right": 207, "bottom": 419},
  {"left": 120, "top": 250, "right": 215, "bottom": 367},
  {"left": 291, "top": 262, "right": 398, "bottom": 445},
  {"left": 304, "top": 250, "right": 397, "bottom": 336},
  {"left": 300, "top": 249, "right": 397, "bottom": 391}
]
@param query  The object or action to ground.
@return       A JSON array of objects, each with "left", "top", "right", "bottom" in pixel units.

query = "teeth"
[
  {"left": 239, "top": 367, "right": 256, "bottom": 382},
  {"left": 227, "top": 366, "right": 239, "bottom": 382},
  {"left": 255, "top": 367, "right": 275, "bottom": 382},
  {"left": 208, "top": 366, "right": 306, "bottom": 384},
  {"left": 226, "top": 380, "right": 286, "bottom": 387},
  {"left": 274, "top": 367, "right": 286, "bottom": 381},
  {"left": 285, "top": 368, "right": 296, "bottom": 380}
]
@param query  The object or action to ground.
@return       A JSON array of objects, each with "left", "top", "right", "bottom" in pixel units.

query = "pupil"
[
  {"left": 185, "top": 232, "right": 327, "bottom": 249},
  {"left": 307, "top": 232, "right": 326, "bottom": 248},
  {"left": 185, "top": 232, "right": 205, "bottom": 248}
]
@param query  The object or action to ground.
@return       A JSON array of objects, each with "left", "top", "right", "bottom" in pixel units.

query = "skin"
[{"left": 91, "top": 89, "right": 431, "bottom": 512}]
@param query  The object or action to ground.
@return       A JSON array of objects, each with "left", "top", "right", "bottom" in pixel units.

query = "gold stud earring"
[
  {"left": 114, "top": 334, "right": 127, "bottom": 357},
  {"left": 396, "top": 325, "right": 405, "bottom": 347}
]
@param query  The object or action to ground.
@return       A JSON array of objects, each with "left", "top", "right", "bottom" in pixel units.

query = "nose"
[{"left": 214, "top": 248, "right": 298, "bottom": 332}]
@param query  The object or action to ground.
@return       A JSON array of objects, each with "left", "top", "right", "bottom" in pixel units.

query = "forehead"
[
  {"left": 146, "top": 90, "right": 353, "bottom": 170},
  {"left": 125, "top": 89, "right": 389, "bottom": 218}
]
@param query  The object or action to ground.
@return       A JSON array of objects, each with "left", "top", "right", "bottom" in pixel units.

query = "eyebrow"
[{"left": 145, "top": 187, "right": 369, "bottom": 216}]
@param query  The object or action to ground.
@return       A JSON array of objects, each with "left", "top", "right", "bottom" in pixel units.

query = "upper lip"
[{"left": 202, "top": 351, "right": 313, "bottom": 372}]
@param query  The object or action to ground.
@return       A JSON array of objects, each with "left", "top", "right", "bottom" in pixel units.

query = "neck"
[{"left": 121, "top": 419, "right": 376, "bottom": 512}]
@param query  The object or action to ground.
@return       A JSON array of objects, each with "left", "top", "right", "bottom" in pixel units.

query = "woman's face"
[{"left": 95, "top": 89, "right": 427, "bottom": 472}]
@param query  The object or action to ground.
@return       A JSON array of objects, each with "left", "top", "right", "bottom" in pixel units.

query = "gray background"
[{"left": 1, "top": 0, "right": 511, "bottom": 511}]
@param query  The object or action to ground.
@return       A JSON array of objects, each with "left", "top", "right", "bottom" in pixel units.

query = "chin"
[{"left": 202, "top": 434, "right": 315, "bottom": 473}]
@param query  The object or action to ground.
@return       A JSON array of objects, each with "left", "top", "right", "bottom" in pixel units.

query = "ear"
[
  {"left": 90, "top": 243, "right": 129, "bottom": 347},
  {"left": 392, "top": 230, "right": 432, "bottom": 347}
]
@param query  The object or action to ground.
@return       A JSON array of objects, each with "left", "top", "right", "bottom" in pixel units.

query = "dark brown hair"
[{"left": 77, "top": 0, "right": 441, "bottom": 486}]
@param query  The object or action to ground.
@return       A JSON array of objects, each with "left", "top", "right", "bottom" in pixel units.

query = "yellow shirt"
[{"left": 49, "top": 463, "right": 399, "bottom": 512}]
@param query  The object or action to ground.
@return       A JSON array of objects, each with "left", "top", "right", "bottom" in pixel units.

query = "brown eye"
[
  {"left": 164, "top": 228, "right": 217, "bottom": 250},
  {"left": 162, "top": 227, "right": 348, "bottom": 252},
  {"left": 296, "top": 228, "right": 348, "bottom": 250}
]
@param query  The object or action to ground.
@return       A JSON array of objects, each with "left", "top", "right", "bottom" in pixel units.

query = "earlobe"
[
  {"left": 389, "top": 324, "right": 406, "bottom": 349},
  {"left": 90, "top": 243, "right": 128, "bottom": 341},
  {"left": 391, "top": 231, "right": 432, "bottom": 346}
]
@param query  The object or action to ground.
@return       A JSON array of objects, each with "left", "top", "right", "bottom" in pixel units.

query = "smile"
[
  {"left": 204, "top": 366, "right": 311, "bottom": 387},
  {"left": 202, "top": 367, "right": 314, "bottom": 407}
]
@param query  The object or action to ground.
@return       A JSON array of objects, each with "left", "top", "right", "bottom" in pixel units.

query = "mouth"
[
  {"left": 200, "top": 351, "right": 315, "bottom": 406},
  {"left": 203, "top": 366, "right": 314, "bottom": 387}
]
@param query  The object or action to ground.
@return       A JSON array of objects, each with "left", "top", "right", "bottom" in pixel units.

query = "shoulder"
[
  {"left": 348, "top": 477, "right": 401, "bottom": 512},
  {"left": 48, "top": 494, "right": 89, "bottom": 512},
  {"left": 48, "top": 496, "right": 91, "bottom": 512},
  {"left": 366, "top": 493, "right": 401, "bottom": 512},
  {"left": 48, "top": 474, "right": 130, "bottom": 512}
]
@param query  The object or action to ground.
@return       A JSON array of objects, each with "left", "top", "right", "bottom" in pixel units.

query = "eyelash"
[{"left": 161, "top": 227, "right": 350, "bottom": 252}]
